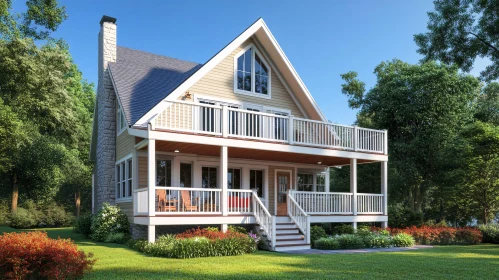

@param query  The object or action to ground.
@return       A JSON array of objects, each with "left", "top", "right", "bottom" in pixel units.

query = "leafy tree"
[
  {"left": 341, "top": 60, "right": 480, "bottom": 214},
  {"left": 415, "top": 0, "right": 499, "bottom": 81},
  {"left": 475, "top": 82, "right": 499, "bottom": 125}
]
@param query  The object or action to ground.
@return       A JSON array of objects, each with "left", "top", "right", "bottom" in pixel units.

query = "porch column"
[
  {"left": 221, "top": 146, "right": 228, "bottom": 216},
  {"left": 381, "top": 161, "right": 388, "bottom": 216},
  {"left": 148, "top": 139, "right": 156, "bottom": 217},
  {"left": 148, "top": 225, "right": 155, "bottom": 243},
  {"left": 350, "top": 158, "right": 357, "bottom": 216},
  {"left": 312, "top": 173, "right": 317, "bottom": 192},
  {"left": 325, "top": 167, "right": 330, "bottom": 193}
]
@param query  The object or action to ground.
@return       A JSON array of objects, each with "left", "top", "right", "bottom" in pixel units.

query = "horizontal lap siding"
[
  {"left": 116, "top": 131, "right": 135, "bottom": 160},
  {"left": 138, "top": 156, "right": 147, "bottom": 189},
  {"left": 116, "top": 201, "right": 133, "bottom": 223},
  {"left": 189, "top": 38, "right": 305, "bottom": 118}
]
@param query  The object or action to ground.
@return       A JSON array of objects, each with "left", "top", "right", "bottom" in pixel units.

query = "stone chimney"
[{"left": 96, "top": 15, "right": 117, "bottom": 210}]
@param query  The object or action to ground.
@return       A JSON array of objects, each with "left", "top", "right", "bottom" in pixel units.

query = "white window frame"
[
  {"left": 117, "top": 103, "right": 127, "bottom": 136},
  {"left": 115, "top": 154, "right": 133, "bottom": 202},
  {"left": 233, "top": 43, "right": 272, "bottom": 99}
]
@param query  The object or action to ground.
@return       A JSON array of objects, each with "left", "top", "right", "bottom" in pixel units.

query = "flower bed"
[
  {"left": 0, "top": 231, "right": 95, "bottom": 279},
  {"left": 374, "top": 226, "right": 482, "bottom": 245},
  {"left": 314, "top": 229, "right": 415, "bottom": 250},
  {"left": 128, "top": 227, "right": 258, "bottom": 259}
]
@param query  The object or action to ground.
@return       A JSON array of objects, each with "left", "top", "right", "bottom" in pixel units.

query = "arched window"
[{"left": 234, "top": 44, "right": 271, "bottom": 97}]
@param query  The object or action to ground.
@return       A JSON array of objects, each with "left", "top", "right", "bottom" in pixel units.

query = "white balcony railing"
[
  {"left": 227, "top": 189, "right": 254, "bottom": 214},
  {"left": 155, "top": 187, "right": 222, "bottom": 214},
  {"left": 290, "top": 191, "right": 353, "bottom": 214},
  {"left": 134, "top": 188, "right": 148, "bottom": 215},
  {"left": 357, "top": 193, "right": 384, "bottom": 214},
  {"left": 154, "top": 101, "right": 387, "bottom": 154}
]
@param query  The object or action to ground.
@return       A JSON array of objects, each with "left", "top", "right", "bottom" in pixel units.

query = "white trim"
[
  {"left": 233, "top": 43, "right": 272, "bottom": 99},
  {"left": 134, "top": 18, "right": 326, "bottom": 127},
  {"left": 194, "top": 94, "right": 243, "bottom": 107},
  {"left": 274, "top": 169, "right": 293, "bottom": 215},
  {"left": 117, "top": 103, "right": 127, "bottom": 136}
]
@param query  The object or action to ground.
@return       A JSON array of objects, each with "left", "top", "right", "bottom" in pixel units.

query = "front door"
[{"left": 276, "top": 172, "right": 291, "bottom": 216}]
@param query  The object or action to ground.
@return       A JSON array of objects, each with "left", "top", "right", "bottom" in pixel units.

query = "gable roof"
[
  {"left": 109, "top": 47, "right": 202, "bottom": 125},
  {"left": 112, "top": 18, "right": 327, "bottom": 126}
]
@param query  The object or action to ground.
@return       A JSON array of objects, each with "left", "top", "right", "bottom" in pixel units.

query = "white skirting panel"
[
  {"left": 309, "top": 215, "right": 388, "bottom": 223},
  {"left": 134, "top": 215, "right": 256, "bottom": 226}
]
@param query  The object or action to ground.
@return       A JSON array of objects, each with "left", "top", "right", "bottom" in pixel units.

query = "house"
[{"left": 90, "top": 15, "right": 389, "bottom": 251}]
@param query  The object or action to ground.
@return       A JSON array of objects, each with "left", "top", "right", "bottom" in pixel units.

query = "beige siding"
[
  {"left": 116, "top": 201, "right": 133, "bottom": 223},
  {"left": 116, "top": 131, "right": 135, "bottom": 160},
  {"left": 138, "top": 156, "right": 148, "bottom": 189},
  {"left": 189, "top": 38, "right": 305, "bottom": 118},
  {"left": 267, "top": 166, "right": 296, "bottom": 215}
]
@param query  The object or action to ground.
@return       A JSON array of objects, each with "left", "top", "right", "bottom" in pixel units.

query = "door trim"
[{"left": 274, "top": 169, "right": 293, "bottom": 215}]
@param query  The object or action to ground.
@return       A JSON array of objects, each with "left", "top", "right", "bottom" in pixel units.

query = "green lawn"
[{"left": 2, "top": 226, "right": 499, "bottom": 279}]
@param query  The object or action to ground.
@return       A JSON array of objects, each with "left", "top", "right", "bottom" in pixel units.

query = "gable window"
[
  {"left": 116, "top": 157, "right": 132, "bottom": 201},
  {"left": 117, "top": 104, "right": 126, "bottom": 135},
  {"left": 234, "top": 44, "right": 271, "bottom": 98}
]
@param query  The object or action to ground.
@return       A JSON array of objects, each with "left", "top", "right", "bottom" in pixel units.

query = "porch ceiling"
[{"left": 140, "top": 140, "right": 376, "bottom": 166}]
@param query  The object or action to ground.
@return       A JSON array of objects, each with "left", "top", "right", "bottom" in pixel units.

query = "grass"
[{"left": 2, "top": 226, "right": 499, "bottom": 279}]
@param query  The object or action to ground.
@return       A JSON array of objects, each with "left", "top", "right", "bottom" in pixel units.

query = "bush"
[
  {"left": 0, "top": 199, "right": 10, "bottom": 226},
  {"left": 228, "top": 225, "right": 248, "bottom": 234},
  {"left": 0, "top": 231, "right": 95, "bottom": 279},
  {"left": 74, "top": 214, "right": 93, "bottom": 237},
  {"left": 104, "top": 232, "right": 130, "bottom": 244},
  {"left": 176, "top": 227, "right": 247, "bottom": 240},
  {"left": 391, "top": 233, "right": 415, "bottom": 247},
  {"left": 128, "top": 239, "right": 149, "bottom": 252},
  {"left": 478, "top": 224, "right": 499, "bottom": 244},
  {"left": 455, "top": 228, "right": 482, "bottom": 245},
  {"left": 310, "top": 225, "right": 327, "bottom": 247},
  {"left": 379, "top": 225, "right": 482, "bottom": 245},
  {"left": 333, "top": 224, "right": 355, "bottom": 235},
  {"left": 314, "top": 237, "right": 340, "bottom": 250},
  {"left": 336, "top": 234, "right": 364, "bottom": 249},
  {"left": 43, "top": 203, "right": 74, "bottom": 227},
  {"left": 90, "top": 203, "right": 129, "bottom": 242},
  {"left": 7, "top": 207, "right": 38, "bottom": 229},
  {"left": 362, "top": 233, "right": 392, "bottom": 248}
]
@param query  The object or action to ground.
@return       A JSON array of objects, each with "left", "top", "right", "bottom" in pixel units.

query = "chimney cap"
[{"left": 100, "top": 15, "right": 117, "bottom": 25}]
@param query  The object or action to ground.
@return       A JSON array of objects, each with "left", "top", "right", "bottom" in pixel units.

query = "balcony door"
[{"left": 276, "top": 171, "right": 291, "bottom": 216}]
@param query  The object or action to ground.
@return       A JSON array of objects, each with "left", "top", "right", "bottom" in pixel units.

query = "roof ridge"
[{"left": 117, "top": 45, "right": 202, "bottom": 66}]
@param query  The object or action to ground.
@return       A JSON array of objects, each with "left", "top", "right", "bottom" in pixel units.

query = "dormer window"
[{"left": 234, "top": 44, "right": 271, "bottom": 98}]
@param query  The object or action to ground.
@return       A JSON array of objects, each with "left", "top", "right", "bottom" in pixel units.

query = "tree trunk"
[
  {"left": 75, "top": 189, "right": 81, "bottom": 217},
  {"left": 11, "top": 173, "right": 18, "bottom": 213}
]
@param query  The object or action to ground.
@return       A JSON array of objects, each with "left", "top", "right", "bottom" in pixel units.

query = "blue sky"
[{"left": 12, "top": 0, "right": 486, "bottom": 125}]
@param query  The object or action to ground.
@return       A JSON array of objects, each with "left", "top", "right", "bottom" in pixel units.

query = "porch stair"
[{"left": 273, "top": 216, "right": 311, "bottom": 252}]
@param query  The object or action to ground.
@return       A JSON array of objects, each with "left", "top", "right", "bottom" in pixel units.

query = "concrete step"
[
  {"left": 275, "top": 228, "right": 300, "bottom": 235},
  {"left": 274, "top": 244, "right": 311, "bottom": 252}
]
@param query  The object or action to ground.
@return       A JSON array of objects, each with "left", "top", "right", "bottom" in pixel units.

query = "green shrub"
[
  {"left": 90, "top": 203, "right": 129, "bottom": 242},
  {"left": 333, "top": 224, "right": 355, "bottom": 235},
  {"left": 336, "top": 234, "right": 364, "bottom": 249},
  {"left": 42, "top": 203, "right": 74, "bottom": 227},
  {"left": 310, "top": 225, "right": 328, "bottom": 246},
  {"left": 363, "top": 233, "right": 392, "bottom": 248},
  {"left": 104, "top": 232, "right": 130, "bottom": 244},
  {"left": 356, "top": 226, "right": 372, "bottom": 237},
  {"left": 8, "top": 208, "right": 38, "bottom": 229},
  {"left": 228, "top": 225, "right": 247, "bottom": 234},
  {"left": 74, "top": 214, "right": 93, "bottom": 236},
  {"left": 478, "top": 224, "right": 499, "bottom": 244},
  {"left": 127, "top": 239, "right": 149, "bottom": 252},
  {"left": 205, "top": 226, "right": 219, "bottom": 232},
  {"left": 314, "top": 237, "right": 340, "bottom": 250},
  {"left": 391, "top": 233, "right": 415, "bottom": 247},
  {"left": 0, "top": 199, "right": 10, "bottom": 226}
]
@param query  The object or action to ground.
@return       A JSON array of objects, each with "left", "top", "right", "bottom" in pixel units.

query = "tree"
[
  {"left": 341, "top": 60, "right": 480, "bottom": 214},
  {"left": 475, "top": 82, "right": 499, "bottom": 125},
  {"left": 414, "top": 0, "right": 499, "bottom": 81}
]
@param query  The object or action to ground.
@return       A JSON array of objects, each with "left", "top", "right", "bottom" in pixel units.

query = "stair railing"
[
  {"left": 252, "top": 191, "right": 275, "bottom": 250},
  {"left": 287, "top": 193, "right": 310, "bottom": 244}
]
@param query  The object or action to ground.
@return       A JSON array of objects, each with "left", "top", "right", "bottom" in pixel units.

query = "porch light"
[
  {"left": 317, "top": 161, "right": 322, "bottom": 164},
  {"left": 174, "top": 149, "right": 179, "bottom": 153}
]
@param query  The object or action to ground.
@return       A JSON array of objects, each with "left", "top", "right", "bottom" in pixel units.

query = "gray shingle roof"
[{"left": 109, "top": 46, "right": 202, "bottom": 125}]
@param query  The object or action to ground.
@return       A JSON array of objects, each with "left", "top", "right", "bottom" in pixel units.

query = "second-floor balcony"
[{"left": 151, "top": 101, "right": 387, "bottom": 154}]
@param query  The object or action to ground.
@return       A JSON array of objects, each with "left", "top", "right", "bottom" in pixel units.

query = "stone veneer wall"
[{"left": 96, "top": 19, "right": 117, "bottom": 210}]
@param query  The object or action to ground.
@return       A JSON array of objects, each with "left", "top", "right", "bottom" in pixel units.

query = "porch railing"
[
  {"left": 155, "top": 187, "right": 222, "bottom": 214},
  {"left": 134, "top": 188, "right": 148, "bottom": 215},
  {"left": 227, "top": 189, "right": 253, "bottom": 214},
  {"left": 287, "top": 193, "right": 310, "bottom": 244},
  {"left": 153, "top": 100, "right": 387, "bottom": 154},
  {"left": 357, "top": 193, "right": 384, "bottom": 214},
  {"left": 253, "top": 191, "right": 275, "bottom": 250},
  {"left": 290, "top": 190, "right": 353, "bottom": 214}
]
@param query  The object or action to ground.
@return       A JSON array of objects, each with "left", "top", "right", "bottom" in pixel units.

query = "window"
[
  {"left": 250, "top": 170, "right": 264, "bottom": 198},
  {"left": 317, "top": 173, "right": 326, "bottom": 192},
  {"left": 117, "top": 104, "right": 126, "bottom": 135},
  {"left": 156, "top": 159, "right": 172, "bottom": 187},
  {"left": 228, "top": 168, "right": 241, "bottom": 189},
  {"left": 297, "top": 173, "right": 313, "bottom": 192},
  {"left": 180, "top": 163, "right": 192, "bottom": 188},
  {"left": 235, "top": 45, "right": 271, "bottom": 97},
  {"left": 116, "top": 157, "right": 132, "bottom": 200},
  {"left": 202, "top": 167, "right": 217, "bottom": 188}
]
